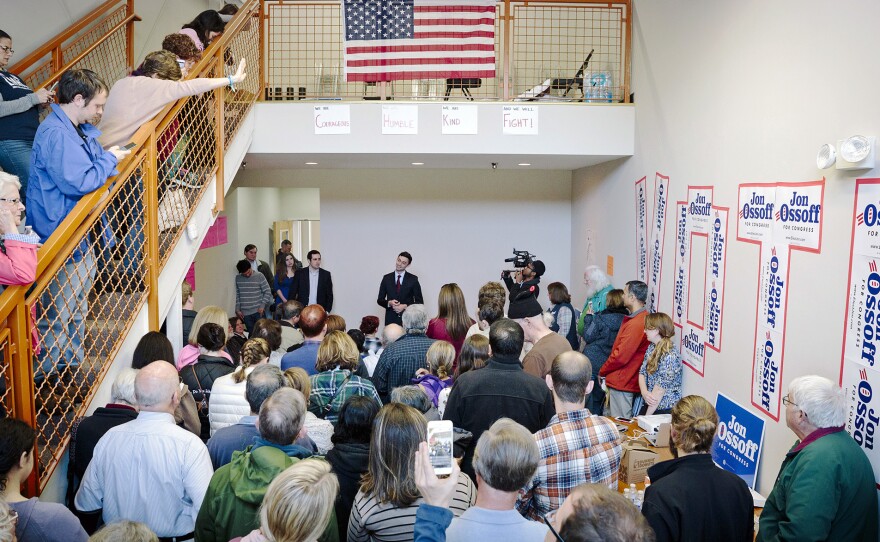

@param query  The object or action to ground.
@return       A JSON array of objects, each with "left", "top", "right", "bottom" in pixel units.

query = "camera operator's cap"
[
  {"left": 531, "top": 260, "right": 545, "bottom": 277},
  {"left": 508, "top": 292, "right": 543, "bottom": 319}
]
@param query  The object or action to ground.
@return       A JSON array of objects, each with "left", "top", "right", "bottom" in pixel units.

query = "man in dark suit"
[
  {"left": 377, "top": 251, "right": 424, "bottom": 326},
  {"left": 288, "top": 250, "right": 333, "bottom": 312}
]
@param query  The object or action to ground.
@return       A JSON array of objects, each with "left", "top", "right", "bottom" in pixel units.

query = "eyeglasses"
[
  {"left": 0, "top": 46, "right": 14, "bottom": 55},
  {"left": 782, "top": 396, "right": 798, "bottom": 408},
  {"left": 542, "top": 510, "right": 565, "bottom": 542},
  {"left": 0, "top": 197, "right": 21, "bottom": 205}
]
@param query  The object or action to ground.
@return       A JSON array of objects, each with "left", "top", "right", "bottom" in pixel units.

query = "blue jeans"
[
  {"left": 242, "top": 311, "right": 262, "bottom": 334},
  {"left": 0, "top": 139, "right": 33, "bottom": 202},
  {"left": 36, "top": 252, "right": 95, "bottom": 384}
]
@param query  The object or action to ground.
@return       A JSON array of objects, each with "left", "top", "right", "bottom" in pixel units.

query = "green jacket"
[
  {"left": 757, "top": 429, "right": 878, "bottom": 542},
  {"left": 577, "top": 285, "right": 613, "bottom": 336},
  {"left": 194, "top": 444, "right": 339, "bottom": 542}
]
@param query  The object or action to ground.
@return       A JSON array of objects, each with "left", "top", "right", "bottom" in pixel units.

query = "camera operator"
[{"left": 502, "top": 259, "right": 544, "bottom": 301}]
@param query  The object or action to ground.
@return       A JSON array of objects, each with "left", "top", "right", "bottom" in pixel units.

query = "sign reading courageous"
[{"left": 738, "top": 179, "right": 825, "bottom": 420}]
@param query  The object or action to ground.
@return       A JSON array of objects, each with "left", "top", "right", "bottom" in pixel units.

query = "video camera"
[{"left": 502, "top": 248, "right": 536, "bottom": 277}]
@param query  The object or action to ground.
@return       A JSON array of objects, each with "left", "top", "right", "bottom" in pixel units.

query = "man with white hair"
[
  {"left": 577, "top": 265, "right": 613, "bottom": 337},
  {"left": 76, "top": 361, "right": 214, "bottom": 541},
  {"left": 757, "top": 375, "right": 878, "bottom": 541},
  {"left": 373, "top": 304, "right": 435, "bottom": 403}
]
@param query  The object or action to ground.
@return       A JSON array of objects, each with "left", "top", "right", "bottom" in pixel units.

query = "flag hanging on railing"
[{"left": 342, "top": 0, "right": 496, "bottom": 82}]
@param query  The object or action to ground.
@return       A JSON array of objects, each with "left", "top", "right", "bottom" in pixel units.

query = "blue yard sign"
[{"left": 712, "top": 393, "right": 765, "bottom": 489}]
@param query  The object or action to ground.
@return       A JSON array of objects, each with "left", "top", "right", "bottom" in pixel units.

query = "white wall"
[
  {"left": 571, "top": 0, "right": 880, "bottom": 494},
  {"left": 230, "top": 168, "right": 573, "bottom": 326}
]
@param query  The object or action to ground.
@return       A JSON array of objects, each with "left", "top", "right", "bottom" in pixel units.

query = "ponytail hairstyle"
[
  {"left": 671, "top": 395, "right": 718, "bottom": 454},
  {"left": 644, "top": 312, "right": 675, "bottom": 374},
  {"left": 425, "top": 340, "right": 454, "bottom": 380},
  {"left": 234, "top": 338, "right": 270, "bottom": 383}
]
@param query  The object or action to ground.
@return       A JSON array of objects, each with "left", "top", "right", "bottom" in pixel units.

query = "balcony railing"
[
  {"left": 0, "top": 0, "right": 262, "bottom": 494},
  {"left": 263, "top": 0, "right": 631, "bottom": 102}
]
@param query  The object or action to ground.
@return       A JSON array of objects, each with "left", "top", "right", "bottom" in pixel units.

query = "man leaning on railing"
[{"left": 24, "top": 68, "right": 130, "bottom": 406}]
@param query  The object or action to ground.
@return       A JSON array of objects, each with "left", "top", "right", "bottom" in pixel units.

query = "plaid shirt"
[
  {"left": 373, "top": 332, "right": 435, "bottom": 400},
  {"left": 309, "top": 368, "right": 382, "bottom": 424},
  {"left": 517, "top": 409, "right": 623, "bottom": 521}
]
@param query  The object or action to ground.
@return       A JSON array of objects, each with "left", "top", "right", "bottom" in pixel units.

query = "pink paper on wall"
[
  {"left": 185, "top": 262, "right": 196, "bottom": 291},
  {"left": 201, "top": 216, "right": 228, "bottom": 249}
]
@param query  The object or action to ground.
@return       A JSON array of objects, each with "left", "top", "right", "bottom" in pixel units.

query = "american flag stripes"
[{"left": 342, "top": 0, "right": 496, "bottom": 82}]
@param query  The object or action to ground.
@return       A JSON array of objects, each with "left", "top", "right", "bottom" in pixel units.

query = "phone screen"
[
  {"left": 122, "top": 142, "right": 136, "bottom": 150},
  {"left": 426, "top": 420, "right": 454, "bottom": 475}
]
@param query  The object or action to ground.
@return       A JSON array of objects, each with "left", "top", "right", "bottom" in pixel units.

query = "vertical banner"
[
  {"left": 741, "top": 179, "right": 825, "bottom": 420},
  {"left": 635, "top": 177, "right": 648, "bottom": 282},
  {"left": 673, "top": 201, "right": 689, "bottom": 328},
  {"left": 712, "top": 393, "right": 765, "bottom": 489},
  {"left": 841, "top": 178, "right": 880, "bottom": 488},
  {"left": 705, "top": 208, "right": 729, "bottom": 352},
  {"left": 647, "top": 173, "right": 670, "bottom": 313}
]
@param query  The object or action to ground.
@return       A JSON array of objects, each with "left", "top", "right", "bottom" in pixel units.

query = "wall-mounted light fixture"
[{"left": 817, "top": 135, "right": 875, "bottom": 170}]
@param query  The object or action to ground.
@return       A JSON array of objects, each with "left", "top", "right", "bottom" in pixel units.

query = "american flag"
[{"left": 342, "top": 0, "right": 496, "bottom": 82}]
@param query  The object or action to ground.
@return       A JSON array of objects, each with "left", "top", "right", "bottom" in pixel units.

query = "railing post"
[
  {"left": 260, "top": 0, "right": 266, "bottom": 102},
  {"left": 145, "top": 131, "right": 160, "bottom": 330},
  {"left": 8, "top": 293, "right": 39, "bottom": 495},
  {"left": 215, "top": 58, "right": 226, "bottom": 214},
  {"left": 502, "top": 0, "right": 511, "bottom": 101},
  {"left": 126, "top": 0, "right": 136, "bottom": 73}
]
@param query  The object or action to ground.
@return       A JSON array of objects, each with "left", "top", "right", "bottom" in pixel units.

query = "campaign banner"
[
  {"left": 842, "top": 363, "right": 880, "bottom": 487},
  {"left": 687, "top": 186, "right": 713, "bottom": 234},
  {"left": 737, "top": 183, "right": 776, "bottom": 244},
  {"left": 673, "top": 201, "right": 689, "bottom": 328},
  {"left": 635, "top": 177, "right": 648, "bottom": 282},
  {"left": 853, "top": 180, "right": 880, "bottom": 260},
  {"left": 712, "top": 393, "right": 765, "bottom": 489},
  {"left": 681, "top": 321, "right": 705, "bottom": 376},
  {"left": 774, "top": 181, "right": 825, "bottom": 252},
  {"left": 752, "top": 326, "right": 784, "bottom": 420},
  {"left": 841, "top": 255, "right": 880, "bottom": 370},
  {"left": 647, "top": 173, "right": 670, "bottom": 313},
  {"left": 757, "top": 245, "right": 789, "bottom": 334},
  {"left": 704, "top": 207, "right": 728, "bottom": 352}
]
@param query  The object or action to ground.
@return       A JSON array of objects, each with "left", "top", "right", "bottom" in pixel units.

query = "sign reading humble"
[{"left": 341, "top": 0, "right": 497, "bottom": 83}]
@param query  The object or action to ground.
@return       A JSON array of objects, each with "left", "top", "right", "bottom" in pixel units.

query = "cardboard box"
[{"left": 620, "top": 441, "right": 659, "bottom": 484}]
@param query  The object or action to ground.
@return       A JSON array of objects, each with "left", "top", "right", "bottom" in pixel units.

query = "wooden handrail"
[{"left": 7, "top": 0, "right": 132, "bottom": 75}]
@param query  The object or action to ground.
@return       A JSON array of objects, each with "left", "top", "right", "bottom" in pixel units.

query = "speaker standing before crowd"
[{"left": 377, "top": 251, "right": 423, "bottom": 326}]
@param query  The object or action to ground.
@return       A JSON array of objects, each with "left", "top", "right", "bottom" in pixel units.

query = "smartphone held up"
[{"left": 426, "top": 420, "right": 454, "bottom": 476}]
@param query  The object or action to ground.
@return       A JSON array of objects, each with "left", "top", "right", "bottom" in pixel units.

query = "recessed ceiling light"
[
  {"left": 518, "top": 163, "right": 531, "bottom": 166},
  {"left": 305, "top": 162, "right": 318, "bottom": 165},
  {"left": 411, "top": 162, "right": 424, "bottom": 166}
]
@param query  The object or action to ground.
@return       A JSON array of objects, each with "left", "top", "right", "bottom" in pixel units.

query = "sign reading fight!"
[
  {"left": 740, "top": 178, "right": 825, "bottom": 420},
  {"left": 501, "top": 105, "right": 538, "bottom": 135},
  {"left": 712, "top": 393, "right": 765, "bottom": 489},
  {"left": 647, "top": 174, "right": 670, "bottom": 313},
  {"left": 841, "top": 178, "right": 880, "bottom": 488},
  {"left": 635, "top": 177, "right": 648, "bottom": 282}
]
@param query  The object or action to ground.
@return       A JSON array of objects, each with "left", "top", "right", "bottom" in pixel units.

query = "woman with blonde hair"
[
  {"left": 638, "top": 312, "right": 683, "bottom": 415},
  {"left": 412, "top": 340, "right": 454, "bottom": 408},
  {"left": 284, "top": 367, "right": 334, "bottom": 454},
  {"left": 348, "top": 404, "right": 475, "bottom": 541},
  {"left": 309, "top": 331, "right": 381, "bottom": 424},
  {"left": 641, "top": 395, "right": 753, "bottom": 541},
  {"left": 208, "top": 337, "right": 270, "bottom": 435},
  {"left": 239, "top": 459, "right": 339, "bottom": 542},
  {"left": 426, "top": 283, "right": 474, "bottom": 369},
  {"left": 176, "top": 305, "right": 233, "bottom": 370}
]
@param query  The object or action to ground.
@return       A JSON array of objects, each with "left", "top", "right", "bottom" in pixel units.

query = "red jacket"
[{"left": 599, "top": 309, "right": 650, "bottom": 393}]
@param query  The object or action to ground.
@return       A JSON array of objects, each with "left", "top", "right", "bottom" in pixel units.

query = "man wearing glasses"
[{"left": 757, "top": 376, "right": 878, "bottom": 541}]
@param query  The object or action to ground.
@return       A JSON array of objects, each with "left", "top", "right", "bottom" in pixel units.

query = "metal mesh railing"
[
  {"left": 264, "top": 0, "right": 630, "bottom": 102},
  {"left": 0, "top": 0, "right": 263, "bottom": 493}
]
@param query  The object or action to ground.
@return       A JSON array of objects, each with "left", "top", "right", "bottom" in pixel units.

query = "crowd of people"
[{"left": 1, "top": 242, "right": 876, "bottom": 541}]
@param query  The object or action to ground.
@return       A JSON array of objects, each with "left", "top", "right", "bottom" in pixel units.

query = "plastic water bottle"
[
  {"left": 623, "top": 488, "right": 631, "bottom": 502},
  {"left": 636, "top": 490, "right": 645, "bottom": 510}
]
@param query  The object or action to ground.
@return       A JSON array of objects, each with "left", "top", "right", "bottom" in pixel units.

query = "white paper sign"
[
  {"left": 752, "top": 326, "right": 784, "bottom": 420},
  {"left": 673, "top": 201, "right": 689, "bottom": 328},
  {"left": 757, "top": 244, "right": 789, "bottom": 334},
  {"left": 687, "top": 186, "right": 713, "bottom": 234},
  {"left": 681, "top": 322, "right": 706, "bottom": 375},
  {"left": 313, "top": 105, "right": 351, "bottom": 134},
  {"left": 647, "top": 174, "right": 670, "bottom": 313},
  {"left": 704, "top": 207, "right": 728, "bottom": 352},
  {"left": 502, "top": 105, "right": 538, "bottom": 135},
  {"left": 441, "top": 105, "right": 478, "bottom": 135},
  {"left": 774, "top": 182, "right": 824, "bottom": 251},
  {"left": 635, "top": 177, "right": 648, "bottom": 282},
  {"left": 737, "top": 184, "right": 776, "bottom": 244},
  {"left": 381, "top": 105, "right": 418, "bottom": 134}
]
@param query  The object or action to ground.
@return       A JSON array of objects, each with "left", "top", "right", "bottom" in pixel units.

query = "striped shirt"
[
  {"left": 235, "top": 272, "right": 272, "bottom": 315},
  {"left": 516, "top": 409, "right": 622, "bottom": 521},
  {"left": 348, "top": 472, "right": 476, "bottom": 542},
  {"left": 74, "top": 411, "right": 214, "bottom": 537}
]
